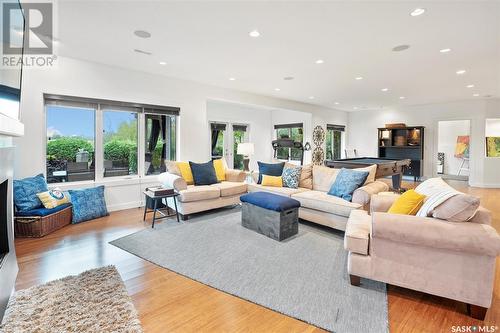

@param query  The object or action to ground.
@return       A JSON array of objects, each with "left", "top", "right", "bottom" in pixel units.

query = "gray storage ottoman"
[{"left": 240, "top": 191, "right": 300, "bottom": 241}]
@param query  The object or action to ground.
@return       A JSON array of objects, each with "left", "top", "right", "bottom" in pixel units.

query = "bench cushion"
[
  {"left": 240, "top": 192, "right": 300, "bottom": 212},
  {"left": 15, "top": 202, "right": 72, "bottom": 217},
  {"left": 344, "top": 210, "right": 371, "bottom": 255}
]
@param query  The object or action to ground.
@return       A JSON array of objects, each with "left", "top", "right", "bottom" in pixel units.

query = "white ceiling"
[{"left": 50, "top": 0, "right": 500, "bottom": 111}]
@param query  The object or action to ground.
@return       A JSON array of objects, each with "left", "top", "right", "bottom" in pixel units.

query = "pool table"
[{"left": 324, "top": 157, "right": 411, "bottom": 190}]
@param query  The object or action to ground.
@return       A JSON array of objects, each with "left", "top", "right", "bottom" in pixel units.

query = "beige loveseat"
[
  {"left": 345, "top": 194, "right": 500, "bottom": 320},
  {"left": 248, "top": 165, "right": 389, "bottom": 231},
  {"left": 159, "top": 168, "right": 246, "bottom": 220}
]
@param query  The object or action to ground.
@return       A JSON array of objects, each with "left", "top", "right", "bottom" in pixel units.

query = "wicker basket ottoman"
[
  {"left": 240, "top": 192, "right": 300, "bottom": 241},
  {"left": 14, "top": 204, "right": 72, "bottom": 238}
]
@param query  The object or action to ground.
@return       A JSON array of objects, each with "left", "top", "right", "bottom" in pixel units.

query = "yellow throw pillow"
[
  {"left": 261, "top": 175, "right": 283, "bottom": 187},
  {"left": 213, "top": 159, "right": 226, "bottom": 182},
  {"left": 176, "top": 162, "right": 194, "bottom": 185},
  {"left": 388, "top": 189, "right": 426, "bottom": 215},
  {"left": 36, "top": 189, "right": 70, "bottom": 209}
]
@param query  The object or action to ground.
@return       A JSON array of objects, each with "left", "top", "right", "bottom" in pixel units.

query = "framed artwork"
[
  {"left": 486, "top": 137, "right": 500, "bottom": 157},
  {"left": 454, "top": 135, "right": 470, "bottom": 158}
]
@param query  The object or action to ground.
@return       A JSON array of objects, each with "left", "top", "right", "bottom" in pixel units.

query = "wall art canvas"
[
  {"left": 486, "top": 137, "right": 500, "bottom": 157},
  {"left": 454, "top": 135, "right": 470, "bottom": 158}
]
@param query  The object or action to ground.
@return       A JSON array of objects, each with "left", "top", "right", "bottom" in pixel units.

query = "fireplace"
[
  {"left": 0, "top": 147, "right": 18, "bottom": 320},
  {"left": 0, "top": 180, "right": 9, "bottom": 267}
]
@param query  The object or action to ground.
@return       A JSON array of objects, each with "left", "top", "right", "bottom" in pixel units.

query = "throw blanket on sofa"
[{"left": 415, "top": 178, "right": 459, "bottom": 217}]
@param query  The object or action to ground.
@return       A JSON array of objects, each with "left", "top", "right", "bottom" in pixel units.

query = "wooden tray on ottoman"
[{"left": 14, "top": 205, "right": 72, "bottom": 238}]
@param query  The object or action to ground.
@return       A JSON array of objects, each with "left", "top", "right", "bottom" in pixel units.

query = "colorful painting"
[
  {"left": 486, "top": 137, "right": 500, "bottom": 157},
  {"left": 454, "top": 135, "right": 470, "bottom": 158}
]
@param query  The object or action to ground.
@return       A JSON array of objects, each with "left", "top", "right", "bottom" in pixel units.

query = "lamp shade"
[{"left": 237, "top": 142, "right": 254, "bottom": 156}]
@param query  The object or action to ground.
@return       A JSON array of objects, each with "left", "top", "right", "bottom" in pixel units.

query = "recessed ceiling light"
[
  {"left": 466, "top": 84, "right": 475, "bottom": 88},
  {"left": 381, "top": 88, "right": 389, "bottom": 92},
  {"left": 315, "top": 59, "right": 324, "bottom": 64},
  {"left": 275, "top": 88, "right": 281, "bottom": 91},
  {"left": 229, "top": 77, "right": 236, "bottom": 81},
  {"left": 473, "top": 93, "right": 480, "bottom": 97},
  {"left": 399, "top": 96, "right": 406, "bottom": 99},
  {"left": 283, "top": 76, "right": 294, "bottom": 80},
  {"left": 249, "top": 30, "right": 260, "bottom": 37},
  {"left": 355, "top": 76, "right": 363, "bottom": 80},
  {"left": 410, "top": 8, "right": 426, "bottom": 17},
  {"left": 133, "top": 49, "right": 152, "bottom": 55},
  {"left": 159, "top": 61, "right": 167, "bottom": 65},
  {"left": 392, "top": 45, "right": 410, "bottom": 52},
  {"left": 440, "top": 48, "right": 451, "bottom": 53},
  {"left": 309, "top": 96, "right": 315, "bottom": 99},
  {"left": 134, "top": 30, "right": 151, "bottom": 38},
  {"left": 456, "top": 69, "right": 466, "bottom": 75},
  {"left": 334, "top": 102, "right": 340, "bottom": 105}
]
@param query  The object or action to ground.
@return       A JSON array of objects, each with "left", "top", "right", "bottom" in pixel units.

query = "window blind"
[
  {"left": 274, "top": 123, "right": 303, "bottom": 129},
  {"left": 327, "top": 124, "right": 345, "bottom": 131}
]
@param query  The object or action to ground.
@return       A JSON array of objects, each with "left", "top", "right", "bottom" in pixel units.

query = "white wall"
[
  {"left": 16, "top": 56, "right": 347, "bottom": 210},
  {"left": 347, "top": 99, "right": 500, "bottom": 187},
  {"left": 437, "top": 120, "right": 470, "bottom": 176}
]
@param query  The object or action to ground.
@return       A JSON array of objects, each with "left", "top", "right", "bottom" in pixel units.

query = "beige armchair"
[{"left": 345, "top": 194, "right": 500, "bottom": 320}]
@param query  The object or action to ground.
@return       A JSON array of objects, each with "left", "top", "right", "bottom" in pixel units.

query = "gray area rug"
[
  {"left": 111, "top": 208, "right": 388, "bottom": 333},
  {"left": 0, "top": 266, "right": 142, "bottom": 333}
]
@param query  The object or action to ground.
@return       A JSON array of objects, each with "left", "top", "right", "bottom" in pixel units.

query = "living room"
[{"left": 1, "top": 1, "right": 500, "bottom": 332}]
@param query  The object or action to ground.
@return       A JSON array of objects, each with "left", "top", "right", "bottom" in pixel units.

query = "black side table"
[{"left": 143, "top": 191, "right": 180, "bottom": 228}]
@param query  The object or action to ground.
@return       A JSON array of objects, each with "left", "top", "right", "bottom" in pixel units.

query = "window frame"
[
  {"left": 274, "top": 123, "right": 303, "bottom": 161},
  {"left": 326, "top": 124, "right": 345, "bottom": 160},
  {"left": 44, "top": 94, "right": 179, "bottom": 184}
]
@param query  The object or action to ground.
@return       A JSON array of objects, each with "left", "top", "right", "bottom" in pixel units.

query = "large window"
[
  {"left": 145, "top": 114, "right": 176, "bottom": 175},
  {"left": 326, "top": 124, "right": 344, "bottom": 160},
  {"left": 274, "top": 123, "right": 303, "bottom": 161},
  {"left": 46, "top": 104, "right": 96, "bottom": 183},
  {"left": 45, "top": 95, "right": 179, "bottom": 183}
]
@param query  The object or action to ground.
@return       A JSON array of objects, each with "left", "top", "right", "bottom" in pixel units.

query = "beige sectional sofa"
[
  {"left": 248, "top": 165, "right": 388, "bottom": 230},
  {"left": 160, "top": 162, "right": 388, "bottom": 229},
  {"left": 159, "top": 169, "right": 246, "bottom": 220},
  {"left": 345, "top": 193, "right": 500, "bottom": 320}
]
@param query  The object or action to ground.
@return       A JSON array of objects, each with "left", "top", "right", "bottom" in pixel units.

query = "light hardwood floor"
[{"left": 14, "top": 180, "right": 500, "bottom": 332}]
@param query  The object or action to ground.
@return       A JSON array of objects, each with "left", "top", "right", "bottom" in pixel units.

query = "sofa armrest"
[
  {"left": 369, "top": 194, "right": 399, "bottom": 213},
  {"left": 352, "top": 181, "right": 390, "bottom": 207},
  {"left": 158, "top": 172, "right": 188, "bottom": 192},
  {"left": 225, "top": 169, "right": 246, "bottom": 182},
  {"left": 469, "top": 207, "right": 492, "bottom": 225},
  {"left": 372, "top": 212, "right": 500, "bottom": 257}
]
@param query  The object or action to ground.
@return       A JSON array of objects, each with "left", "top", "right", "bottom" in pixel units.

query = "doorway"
[
  {"left": 210, "top": 122, "right": 249, "bottom": 169},
  {"left": 436, "top": 120, "right": 471, "bottom": 181}
]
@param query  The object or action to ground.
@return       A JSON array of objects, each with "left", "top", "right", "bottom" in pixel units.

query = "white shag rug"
[{"left": 0, "top": 265, "right": 142, "bottom": 333}]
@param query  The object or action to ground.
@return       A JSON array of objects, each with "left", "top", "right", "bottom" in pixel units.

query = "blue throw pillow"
[
  {"left": 328, "top": 168, "right": 369, "bottom": 202},
  {"left": 189, "top": 161, "right": 218, "bottom": 185},
  {"left": 257, "top": 162, "right": 285, "bottom": 184},
  {"left": 68, "top": 186, "right": 108, "bottom": 224},
  {"left": 13, "top": 173, "right": 48, "bottom": 212},
  {"left": 282, "top": 166, "right": 302, "bottom": 189}
]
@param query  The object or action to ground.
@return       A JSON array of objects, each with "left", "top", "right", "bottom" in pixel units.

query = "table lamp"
[{"left": 237, "top": 142, "right": 255, "bottom": 171}]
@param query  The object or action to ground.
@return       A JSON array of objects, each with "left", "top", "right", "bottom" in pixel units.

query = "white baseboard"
[
  {"left": 468, "top": 182, "right": 500, "bottom": 188},
  {"left": 107, "top": 200, "right": 143, "bottom": 212}
]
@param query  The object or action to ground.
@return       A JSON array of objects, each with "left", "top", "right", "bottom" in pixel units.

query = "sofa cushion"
[
  {"left": 312, "top": 166, "right": 339, "bottom": 192},
  {"left": 15, "top": 202, "right": 72, "bottom": 217},
  {"left": 165, "top": 161, "right": 182, "bottom": 176},
  {"left": 189, "top": 161, "right": 218, "bottom": 185},
  {"left": 247, "top": 183, "right": 308, "bottom": 197},
  {"left": 13, "top": 173, "right": 48, "bottom": 212},
  {"left": 299, "top": 164, "right": 313, "bottom": 189},
  {"left": 387, "top": 189, "right": 426, "bottom": 215},
  {"left": 178, "top": 185, "right": 220, "bottom": 202},
  {"left": 344, "top": 210, "right": 371, "bottom": 255},
  {"left": 210, "top": 181, "right": 247, "bottom": 197},
  {"left": 177, "top": 162, "right": 194, "bottom": 185},
  {"left": 261, "top": 175, "right": 283, "bottom": 187},
  {"left": 433, "top": 193, "right": 480, "bottom": 222},
  {"left": 292, "top": 190, "right": 362, "bottom": 217},
  {"left": 328, "top": 168, "right": 369, "bottom": 202},
  {"left": 282, "top": 165, "right": 301, "bottom": 189},
  {"left": 257, "top": 161, "right": 285, "bottom": 184},
  {"left": 355, "top": 164, "right": 377, "bottom": 184},
  {"left": 36, "top": 189, "right": 70, "bottom": 209},
  {"left": 68, "top": 186, "right": 108, "bottom": 224},
  {"left": 213, "top": 158, "right": 226, "bottom": 181},
  {"left": 240, "top": 192, "right": 300, "bottom": 212}
]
